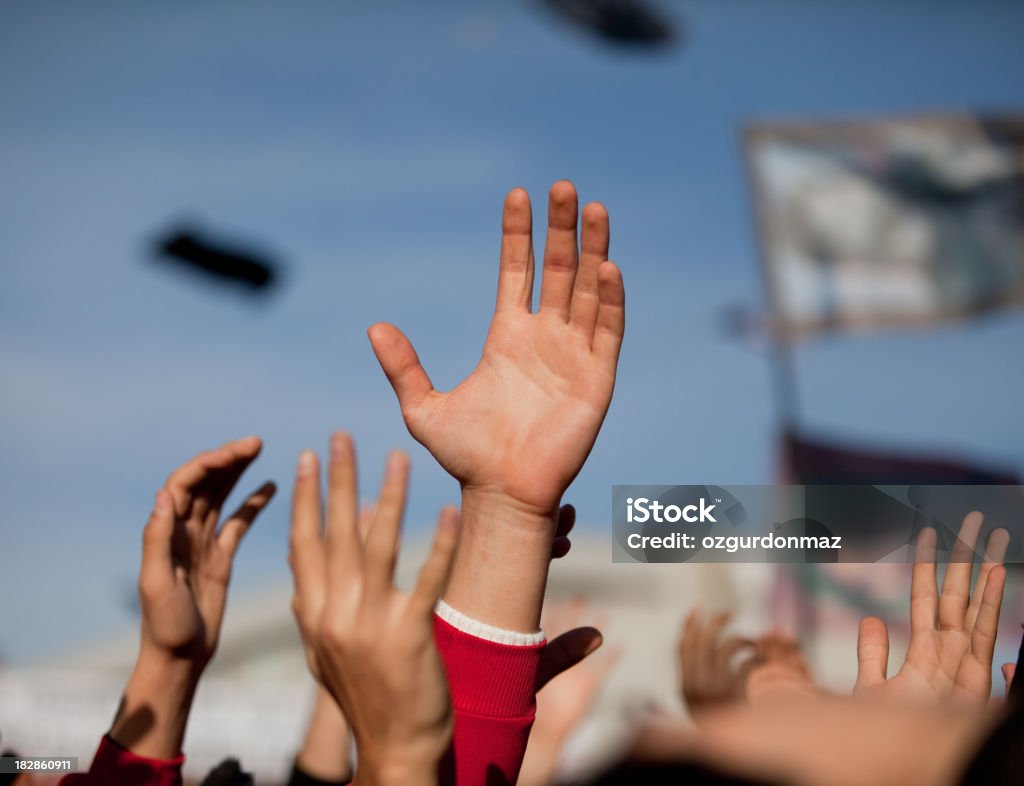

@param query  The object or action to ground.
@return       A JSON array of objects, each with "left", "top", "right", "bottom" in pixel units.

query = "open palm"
[
  {"left": 854, "top": 512, "right": 1008, "bottom": 704},
  {"left": 368, "top": 181, "right": 625, "bottom": 517}
]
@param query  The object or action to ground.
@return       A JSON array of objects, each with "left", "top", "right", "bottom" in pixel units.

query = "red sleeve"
[
  {"left": 433, "top": 614, "right": 544, "bottom": 786},
  {"left": 59, "top": 735, "right": 183, "bottom": 786}
]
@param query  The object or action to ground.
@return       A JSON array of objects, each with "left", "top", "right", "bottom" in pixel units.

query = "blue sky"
[{"left": 2, "top": 0, "right": 1024, "bottom": 662}]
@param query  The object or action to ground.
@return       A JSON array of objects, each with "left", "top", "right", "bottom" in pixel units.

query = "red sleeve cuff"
[
  {"left": 61, "top": 735, "right": 184, "bottom": 786},
  {"left": 433, "top": 613, "right": 544, "bottom": 719}
]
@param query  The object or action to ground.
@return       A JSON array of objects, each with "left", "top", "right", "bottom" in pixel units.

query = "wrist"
[
  {"left": 109, "top": 645, "right": 202, "bottom": 760},
  {"left": 296, "top": 690, "right": 353, "bottom": 782},
  {"left": 459, "top": 486, "right": 560, "bottom": 534},
  {"left": 446, "top": 491, "right": 555, "bottom": 632},
  {"left": 356, "top": 750, "right": 438, "bottom": 786},
  {"left": 136, "top": 641, "right": 207, "bottom": 681}
]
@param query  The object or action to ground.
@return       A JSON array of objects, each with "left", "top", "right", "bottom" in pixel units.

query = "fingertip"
[
  {"left": 154, "top": 488, "right": 172, "bottom": 513},
  {"left": 986, "top": 564, "right": 1007, "bottom": 593},
  {"left": 330, "top": 431, "right": 354, "bottom": 461},
  {"left": 550, "top": 537, "right": 572, "bottom": 559},
  {"left": 598, "top": 260, "right": 622, "bottom": 281},
  {"left": 549, "top": 179, "right": 577, "bottom": 204},
  {"left": 505, "top": 187, "right": 530, "bottom": 208},
  {"left": 582, "top": 201, "right": 608, "bottom": 225},
  {"left": 859, "top": 616, "right": 888, "bottom": 641},
  {"left": 439, "top": 505, "right": 460, "bottom": 537},
  {"left": 297, "top": 449, "right": 318, "bottom": 477},
  {"left": 597, "top": 261, "right": 624, "bottom": 299},
  {"left": 386, "top": 449, "right": 410, "bottom": 479},
  {"left": 367, "top": 322, "right": 405, "bottom": 350},
  {"left": 555, "top": 503, "right": 576, "bottom": 538},
  {"left": 236, "top": 435, "right": 263, "bottom": 455},
  {"left": 985, "top": 527, "right": 1011, "bottom": 566}
]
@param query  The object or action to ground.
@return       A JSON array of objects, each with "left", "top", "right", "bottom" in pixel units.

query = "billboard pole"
[
  {"left": 741, "top": 125, "right": 802, "bottom": 434},
  {"left": 742, "top": 124, "right": 817, "bottom": 645}
]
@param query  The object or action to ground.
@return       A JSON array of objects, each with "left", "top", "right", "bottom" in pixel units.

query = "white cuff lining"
[{"left": 435, "top": 599, "right": 545, "bottom": 646}]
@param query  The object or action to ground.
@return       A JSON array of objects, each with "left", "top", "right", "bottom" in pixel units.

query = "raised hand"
[
  {"left": 678, "top": 611, "right": 757, "bottom": 720},
  {"left": 139, "top": 436, "right": 275, "bottom": 664},
  {"left": 519, "top": 600, "right": 618, "bottom": 786},
  {"left": 289, "top": 432, "right": 458, "bottom": 786},
  {"left": 368, "top": 181, "right": 625, "bottom": 523},
  {"left": 369, "top": 182, "right": 625, "bottom": 634},
  {"left": 112, "top": 436, "right": 275, "bottom": 759},
  {"left": 854, "top": 512, "right": 1009, "bottom": 704}
]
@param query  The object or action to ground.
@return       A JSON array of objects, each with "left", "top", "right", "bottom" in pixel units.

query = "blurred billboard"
[{"left": 746, "top": 114, "right": 1024, "bottom": 337}]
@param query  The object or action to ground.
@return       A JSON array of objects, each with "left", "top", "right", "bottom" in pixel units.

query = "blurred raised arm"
[{"left": 62, "top": 437, "right": 275, "bottom": 784}]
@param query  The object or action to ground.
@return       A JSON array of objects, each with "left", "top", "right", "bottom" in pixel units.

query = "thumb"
[
  {"left": 367, "top": 323, "right": 435, "bottom": 422},
  {"left": 536, "top": 626, "right": 603, "bottom": 691},
  {"left": 1003, "top": 663, "right": 1016, "bottom": 699},
  {"left": 854, "top": 617, "right": 890, "bottom": 693}
]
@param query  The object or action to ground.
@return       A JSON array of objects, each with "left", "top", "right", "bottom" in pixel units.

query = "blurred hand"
[
  {"left": 368, "top": 181, "right": 625, "bottom": 525},
  {"left": 293, "top": 686, "right": 353, "bottom": 785},
  {"left": 745, "top": 633, "right": 820, "bottom": 704},
  {"left": 289, "top": 432, "right": 458, "bottom": 786},
  {"left": 112, "top": 436, "right": 275, "bottom": 759},
  {"left": 138, "top": 436, "right": 275, "bottom": 666},
  {"left": 290, "top": 507, "right": 376, "bottom": 784},
  {"left": 854, "top": 512, "right": 1009, "bottom": 704},
  {"left": 519, "top": 600, "right": 619, "bottom": 786},
  {"left": 646, "top": 695, "right": 995, "bottom": 786},
  {"left": 678, "top": 611, "right": 756, "bottom": 720}
]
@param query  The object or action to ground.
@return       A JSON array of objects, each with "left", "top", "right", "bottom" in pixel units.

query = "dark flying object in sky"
[
  {"left": 539, "top": 0, "right": 679, "bottom": 47},
  {"left": 154, "top": 226, "right": 281, "bottom": 295}
]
